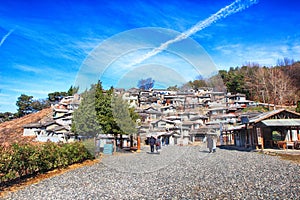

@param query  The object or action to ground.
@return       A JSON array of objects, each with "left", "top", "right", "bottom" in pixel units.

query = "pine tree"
[
  {"left": 111, "top": 94, "right": 137, "bottom": 135},
  {"left": 72, "top": 85, "right": 101, "bottom": 137},
  {"left": 94, "top": 83, "right": 121, "bottom": 135},
  {"left": 72, "top": 81, "right": 140, "bottom": 151},
  {"left": 16, "top": 94, "right": 34, "bottom": 117}
]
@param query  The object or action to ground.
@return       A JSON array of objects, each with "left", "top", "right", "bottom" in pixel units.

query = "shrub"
[{"left": 0, "top": 142, "right": 93, "bottom": 184}]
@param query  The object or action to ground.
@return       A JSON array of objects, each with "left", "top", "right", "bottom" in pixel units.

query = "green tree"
[
  {"left": 187, "top": 79, "right": 207, "bottom": 90},
  {"left": 95, "top": 83, "right": 122, "bottom": 136},
  {"left": 16, "top": 94, "right": 33, "bottom": 117},
  {"left": 167, "top": 85, "right": 179, "bottom": 91},
  {"left": 72, "top": 81, "right": 139, "bottom": 150},
  {"left": 48, "top": 91, "right": 67, "bottom": 102},
  {"left": 31, "top": 99, "right": 51, "bottom": 111},
  {"left": 67, "top": 86, "right": 79, "bottom": 96},
  {"left": 296, "top": 101, "right": 300, "bottom": 113},
  {"left": 219, "top": 67, "right": 248, "bottom": 95},
  {"left": 72, "top": 85, "right": 101, "bottom": 137},
  {"left": 0, "top": 112, "right": 16, "bottom": 122},
  {"left": 111, "top": 94, "right": 138, "bottom": 135}
]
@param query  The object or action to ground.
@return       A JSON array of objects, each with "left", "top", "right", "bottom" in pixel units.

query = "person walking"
[
  {"left": 149, "top": 136, "right": 156, "bottom": 153},
  {"left": 155, "top": 136, "right": 161, "bottom": 152},
  {"left": 212, "top": 136, "right": 217, "bottom": 153},
  {"left": 161, "top": 137, "right": 165, "bottom": 146},
  {"left": 207, "top": 135, "right": 213, "bottom": 153},
  {"left": 165, "top": 137, "right": 169, "bottom": 146}
]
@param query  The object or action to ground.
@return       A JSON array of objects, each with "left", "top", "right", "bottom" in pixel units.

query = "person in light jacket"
[
  {"left": 207, "top": 135, "right": 213, "bottom": 153},
  {"left": 212, "top": 136, "right": 217, "bottom": 153},
  {"left": 155, "top": 136, "right": 161, "bottom": 152}
]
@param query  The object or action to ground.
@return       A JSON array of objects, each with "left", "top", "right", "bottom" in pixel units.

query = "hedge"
[{"left": 0, "top": 142, "right": 93, "bottom": 184}]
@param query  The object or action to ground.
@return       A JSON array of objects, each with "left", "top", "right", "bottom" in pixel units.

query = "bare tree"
[
  {"left": 247, "top": 67, "right": 270, "bottom": 103},
  {"left": 268, "top": 67, "right": 296, "bottom": 108}
]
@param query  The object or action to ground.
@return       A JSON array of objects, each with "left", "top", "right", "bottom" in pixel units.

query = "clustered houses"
[
  {"left": 23, "top": 94, "right": 81, "bottom": 142},
  {"left": 123, "top": 88, "right": 300, "bottom": 150},
  {"left": 22, "top": 87, "right": 300, "bottom": 150},
  {"left": 122, "top": 89, "right": 254, "bottom": 146}
]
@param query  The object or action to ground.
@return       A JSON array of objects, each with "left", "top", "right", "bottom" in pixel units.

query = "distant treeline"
[
  {"left": 182, "top": 59, "right": 300, "bottom": 106},
  {"left": 217, "top": 60, "right": 300, "bottom": 105}
]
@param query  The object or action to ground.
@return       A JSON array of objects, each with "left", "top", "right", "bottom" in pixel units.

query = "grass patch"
[
  {"left": 278, "top": 154, "right": 300, "bottom": 164},
  {"left": 242, "top": 106, "right": 269, "bottom": 113}
]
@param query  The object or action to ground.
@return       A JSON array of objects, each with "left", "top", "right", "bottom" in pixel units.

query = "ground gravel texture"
[{"left": 2, "top": 144, "right": 300, "bottom": 200}]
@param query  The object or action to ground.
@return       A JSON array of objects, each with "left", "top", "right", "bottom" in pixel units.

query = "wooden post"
[
  {"left": 120, "top": 134, "right": 123, "bottom": 149},
  {"left": 245, "top": 124, "right": 248, "bottom": 148},
  {"left": 130, "top": 134, "right": 133, "bottom": 148},
  {"left": 137, "top": 135, "right": 141, "bottom": 153}
]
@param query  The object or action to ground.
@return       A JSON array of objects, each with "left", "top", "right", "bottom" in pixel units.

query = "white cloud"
[
  {"left": 212, "top": 41, "right": 300, "bottom": 68},
  {"left": 9, "top": 88, "right": 50, "bottom": 95},
  {"left": 127, "top": 0, "right": 258, "bottom": 67},
  {"left": 13, "top": 64, "right": 43, "bottom": 73},
  {"left": 0, "top": 29, "right": 14, "bottom": 47},
  {"left": 0, "top": 93, "right": 9, "bottom": 97}
]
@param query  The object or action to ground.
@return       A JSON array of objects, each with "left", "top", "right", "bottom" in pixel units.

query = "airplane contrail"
[
  {"left": 0, "top": 29, "right": 14, "bottom": 47},
  {"left": 129, "top": 0, "right": 258, "bottom": 67}
]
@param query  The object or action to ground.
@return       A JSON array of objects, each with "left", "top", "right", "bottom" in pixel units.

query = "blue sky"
[{"left": 0, "top": 0, "right": 300, "bottom": 112}]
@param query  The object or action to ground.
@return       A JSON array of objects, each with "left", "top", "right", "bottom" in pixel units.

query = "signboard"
[
  {"left": 256, "top": 128, "right": 263, "bottom": 145},
  {"left": 241, "top": 116, "right": 249, "bottom": 124},
  {"left": 103, "top": 144, "right": 113, "bottom": 155}
]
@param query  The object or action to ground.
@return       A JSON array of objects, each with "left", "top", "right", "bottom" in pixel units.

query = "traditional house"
[
  {"left": 37, "top": 125, "right": 74, "bottom": 143},
  {"left": 177, "top": 112, "right": 198, "bottom": 121},
  {"left": 122, "top": 91, "right": 139, "bottom": 107},
  {"left": 23, "top": 123, "right": 42, "bottom": 136},
  {"left": 225, "top": 93, "right": 246, "bottom": 104},
  {"left": 163, "top": 94, "right": 183, "bottom": 106},
  {"left": 53, "top": 108, "right": 70, "bottom": 118},
  {"left": 208, "top": 91, "right": 226, "bottom": 102},
  {"left": 197, "top": 94, "right": 211, "bottom": 105},
  {"left": 138, "top": 106, "right": 162, "bottom": 123},
  {"left": 23, "top": 120, "right": 74, "bottom": 143},
  {"left": 190, "top": 115, "right": 209, "bottom": 126},
  {"left": 160, "top": 105, "right": 177, "bottom": 114},
  {"left": 257, "top": 119, "right": 300, "bottom": 149},
  {"left": 55, "top": 115, "right": 72, "bottom": 126},
  {"left": 230, "top": 109, "right": 300, "bottom": 149},
  {"left": 210, "top": 113, "right": 237, "bottom": 124},
  {"left": 190, "top": 126, "right": 218, "bottom": 142},
  {"left": 150, "top": 119, "right": 177, "bottom": 131},
  {"left": 207, "top": 107, "right": 227, "bottom": 118}
]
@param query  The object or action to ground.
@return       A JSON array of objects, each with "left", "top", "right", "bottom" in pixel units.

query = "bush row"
[{"left": 0, "top": 142, "right": 93, "bottom": 183}]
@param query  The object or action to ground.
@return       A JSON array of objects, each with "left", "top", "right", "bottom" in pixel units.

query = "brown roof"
[{"left": 0, "top": 108, "right": 52, "bottom": 144}]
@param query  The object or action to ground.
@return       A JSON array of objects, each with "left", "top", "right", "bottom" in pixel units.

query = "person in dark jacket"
[{"left": 149, "top": 136, "right": 156, "bottom": 153}]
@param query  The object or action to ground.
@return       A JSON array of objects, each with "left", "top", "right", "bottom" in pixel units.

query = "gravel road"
[{"left": 2, "top": 144, "right": 300, "bottom": 199}]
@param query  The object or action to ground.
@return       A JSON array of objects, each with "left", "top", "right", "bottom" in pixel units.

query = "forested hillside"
[{"left": 217, "top": 60, "right": 300, "bottom": 106}]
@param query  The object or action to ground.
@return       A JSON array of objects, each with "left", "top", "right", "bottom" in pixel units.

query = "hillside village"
[{"left": 23, "top": 87, "right": 300, "bottom": 150}]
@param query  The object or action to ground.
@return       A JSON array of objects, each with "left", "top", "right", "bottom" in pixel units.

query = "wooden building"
[{"left": 227, "top": 109, "right": 300, "bottom": 149}]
